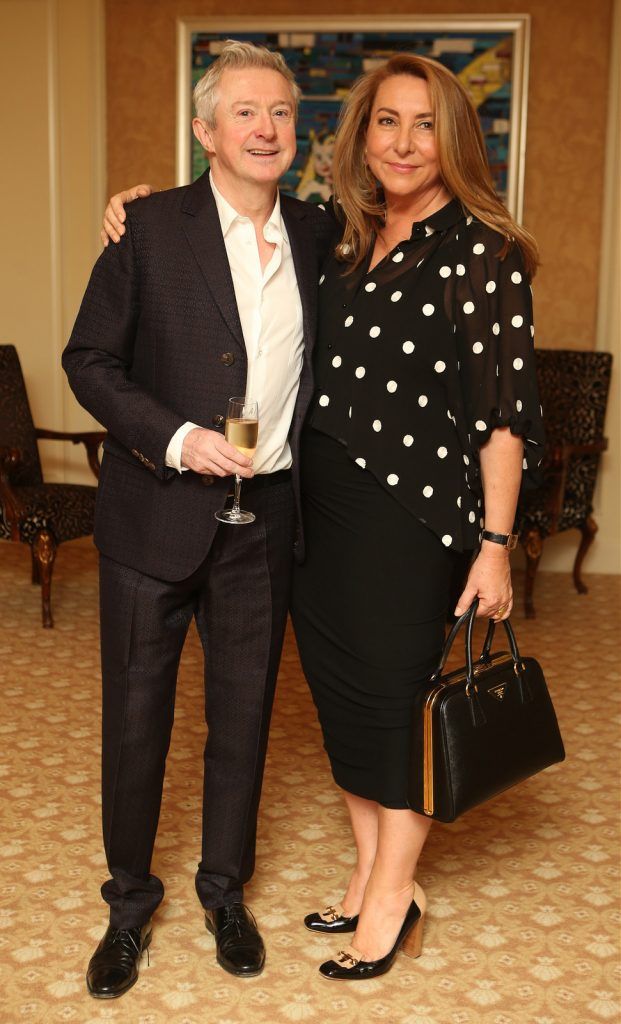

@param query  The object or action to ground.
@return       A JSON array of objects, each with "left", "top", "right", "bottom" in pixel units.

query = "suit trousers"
[{"left": 97, "top": 478, "right": 295, "bottom": 928}]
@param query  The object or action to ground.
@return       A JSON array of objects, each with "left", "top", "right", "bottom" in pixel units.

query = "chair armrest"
[
  {"left": 560, "top": 438, "right": 608, "bottom": 458},
  {"left": 0, "top": 446, "right": 25, "bottom": 540},
  {"left": 547, "top": 438, "right": 608, "bottom": 466},
  {"left": 541, "top": 437, "right": 609, "bottom": 534},
  {"left": 35, "top": 428, "right": 107, "bottom": 480}
]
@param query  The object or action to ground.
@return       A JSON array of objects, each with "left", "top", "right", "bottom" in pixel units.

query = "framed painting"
[{"left": 176, "top": 15, "right": 530, "bottom": 219}]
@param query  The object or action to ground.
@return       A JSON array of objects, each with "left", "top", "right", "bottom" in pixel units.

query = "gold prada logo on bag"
[{"left": 422, "top": 654, "right": 515, "bottom": 816}]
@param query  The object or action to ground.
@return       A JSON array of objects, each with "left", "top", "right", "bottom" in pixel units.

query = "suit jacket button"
[
  {"left": 146, "top": 460, "right": 155, "bottom": 471},
  {"left": 202, "top": 474, "right": 215, "bottom": 486},
  {"left": 131, "top": 448, "right": 140, "bottom": 458},
  {"left": 212, "top": 414, "right": 225, "bottom": 427},
  {"left": 220, "top": 352, "right": 235, "bottom": 366}
]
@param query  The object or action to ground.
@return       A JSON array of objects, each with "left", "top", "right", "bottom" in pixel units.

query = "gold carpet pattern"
[{"left": 0, "top": 538, "right": 619, "bottom": 1024}]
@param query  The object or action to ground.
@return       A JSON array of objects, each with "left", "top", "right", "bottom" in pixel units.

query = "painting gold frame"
[{"left": 176, "top": 15, "right": 530, "bottom": 220}]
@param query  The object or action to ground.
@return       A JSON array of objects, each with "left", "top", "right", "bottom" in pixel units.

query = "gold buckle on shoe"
[{"left": 336, "top": 948, "right": 361, "bottom": 968}]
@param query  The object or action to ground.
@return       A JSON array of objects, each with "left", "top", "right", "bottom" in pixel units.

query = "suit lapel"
[
  {"left": 180, "top": 172, "right": 245, "bottom": 352},
  {"left": 181, "top": 176, "right": 319, "bottom": 359},
  {"left": 281, "top": 194, "right": 319, "bottom": 360}
]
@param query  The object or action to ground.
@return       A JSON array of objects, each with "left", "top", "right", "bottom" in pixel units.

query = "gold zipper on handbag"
[{"left": 422, "top": 654, "right": 513, "bottom": 816}]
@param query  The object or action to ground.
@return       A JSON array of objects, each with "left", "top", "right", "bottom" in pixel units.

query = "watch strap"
[{"left": 481, "top": 529, "right": 518, "bottom": 551}]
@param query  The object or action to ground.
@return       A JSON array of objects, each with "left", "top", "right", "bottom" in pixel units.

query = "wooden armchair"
[
  {"left": 518, "top": 349, "right": 612, "bottom": 617},
  {"left": 0, "top": 344, "right": 105, "bottom": 627}
]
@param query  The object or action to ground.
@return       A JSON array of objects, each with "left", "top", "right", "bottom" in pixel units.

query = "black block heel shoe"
[
  {"left": 304, "top": 902, "right": 359, "bottom": 934},
  {"left": 318, "top": 882, "right": 426, "bottom": 981}
]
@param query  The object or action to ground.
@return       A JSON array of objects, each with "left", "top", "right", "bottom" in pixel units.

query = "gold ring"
[{"left": 496, "top": 605, "right": 507, "bottom": 615}]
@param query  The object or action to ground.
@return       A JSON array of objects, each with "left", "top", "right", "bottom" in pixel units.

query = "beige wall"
[
  {"left": 593, "top": 0, "right": 621, "bottom": 572},
  {"left": 1, "top": 0, "right": 618, "bottom": 571},
  {"left": 105, "top": 0, "right": 613, "bottom": 350},
  {"left": 0, "top": 0, "right": 105, "bottom": 484},
  {"left": 103, "top": 1, "right": 620, "bottom": 574},
  {"left": 520, "top": 0, "right": 621, "bottom": 575}
]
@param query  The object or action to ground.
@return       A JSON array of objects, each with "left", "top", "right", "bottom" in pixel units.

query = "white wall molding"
[{"left": 593, "top": 0, "right": 621, "bottom": 573}]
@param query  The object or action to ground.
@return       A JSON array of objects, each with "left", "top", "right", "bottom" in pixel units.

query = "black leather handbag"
[{"left": 407, "top": 600, "right": 565, "bottom": 822}]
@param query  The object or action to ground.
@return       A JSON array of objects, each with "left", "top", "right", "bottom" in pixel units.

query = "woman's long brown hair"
[{"left": 332, "top": 53, "right": 539, "bottom": 279}]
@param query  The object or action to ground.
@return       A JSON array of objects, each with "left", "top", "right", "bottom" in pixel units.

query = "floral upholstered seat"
[{"left": 0, "top": 345, "right": 105, "bottom": 626}]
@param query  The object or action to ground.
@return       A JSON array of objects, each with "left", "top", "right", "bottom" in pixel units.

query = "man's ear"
[{"left": 192, "top": 117, "right": 214, "bottom": 154}]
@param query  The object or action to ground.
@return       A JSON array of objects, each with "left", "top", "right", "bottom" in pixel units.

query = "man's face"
[{"left": 193, "top": 68, "right": 297, "bottom": 198}]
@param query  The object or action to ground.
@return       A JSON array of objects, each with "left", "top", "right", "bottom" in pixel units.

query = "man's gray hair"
[{"left": 193, "top": 39, "right": 301, "bottom": 127}]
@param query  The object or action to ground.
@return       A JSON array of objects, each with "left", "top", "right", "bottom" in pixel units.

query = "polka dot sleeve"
[
  {"left": 454, "top": 231, "right": 544, "bottom": 485},
  {"left": 317, "top": 194, "right": 344, "bottom": 231}
]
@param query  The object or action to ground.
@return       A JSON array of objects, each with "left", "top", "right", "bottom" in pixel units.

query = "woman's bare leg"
[
  {"left": 349, "top": 806, "right": 432, "bottom": 960},
  {"left": 338, "top": 790, "right": 379, "bottom": 916}
]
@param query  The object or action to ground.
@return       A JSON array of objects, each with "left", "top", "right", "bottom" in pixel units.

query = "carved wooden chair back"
[{"left": 518, "top": 348, "right": 612, "bottom": 617}]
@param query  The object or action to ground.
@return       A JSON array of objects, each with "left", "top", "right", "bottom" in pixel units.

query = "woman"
[{"left": 102, "top": 53, "right": 543, "bottom": 982}]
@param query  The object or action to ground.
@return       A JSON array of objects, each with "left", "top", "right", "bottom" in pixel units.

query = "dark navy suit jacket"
[{"left": 63, "top": 171, "right": 336, "bottom": 580}]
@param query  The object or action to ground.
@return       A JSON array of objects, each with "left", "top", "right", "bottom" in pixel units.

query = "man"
[{"left": 63, "top": 41, "right": 334, "bottom": 998}]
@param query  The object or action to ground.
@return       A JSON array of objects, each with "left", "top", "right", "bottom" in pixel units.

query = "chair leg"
[
  {"left": 522, "top": 528, "right": 543, "bottom": 619},
  {"left": 32, "top": 529, "right": 57, "bottom": 628},
  {"left": 31, "top": 545, "right": 41, "bottom": 584},
  {"left": 573, "top": 516, "right": 598, "bottom": 595}
]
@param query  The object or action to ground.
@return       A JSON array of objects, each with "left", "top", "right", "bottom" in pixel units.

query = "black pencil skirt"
[{"left": 290, "top": 428, "right": 458, "bottom": 809}]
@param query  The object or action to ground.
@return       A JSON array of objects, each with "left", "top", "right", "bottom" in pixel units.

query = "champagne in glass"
[
  {"left": 215, "top": 397, "right": 258, "bottom": 525},
  {"left": 225, "top": 416, "right": 258, "bottom": 460}
]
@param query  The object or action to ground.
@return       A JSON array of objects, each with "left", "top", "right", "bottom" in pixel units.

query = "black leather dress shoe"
[
  {"left": 205, "top": 903, "right": 265, "bottom": 977},
  {"left": 86, "top": 922, "right": 152, "bottom": 998},
  {"left": 304, "top": 903, "right": 359, "bottom": 934}
]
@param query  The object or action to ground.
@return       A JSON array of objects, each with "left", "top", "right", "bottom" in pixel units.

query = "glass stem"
[{"left": 232, "top": 474, "right": 243, "bottom": 514}]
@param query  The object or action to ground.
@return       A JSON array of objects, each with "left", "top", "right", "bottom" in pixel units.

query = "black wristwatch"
[{"left": 481, "top": 530, "right": 518, "bottom": 551}]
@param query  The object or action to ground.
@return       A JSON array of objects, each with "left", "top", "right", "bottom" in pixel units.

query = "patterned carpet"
[{"left": 0, "top": 538, "right": 619, "bottom": 1024}]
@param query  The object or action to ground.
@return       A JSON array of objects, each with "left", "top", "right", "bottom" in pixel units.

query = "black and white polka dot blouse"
[{"left": 308, "top": 198, "right": 544, "bottom": 552}]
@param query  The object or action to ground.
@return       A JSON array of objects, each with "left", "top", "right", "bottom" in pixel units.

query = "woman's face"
[{"left": 365, "top": 75, "right": 443, "bottom": 202}]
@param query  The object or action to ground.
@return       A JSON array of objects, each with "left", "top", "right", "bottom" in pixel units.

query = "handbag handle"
[
  {"left": 430, "top": 599, "right": 531, "bottom": 701},
  {"left": 429, "top": 599, "right": 479, "bottom": 682},
  {"left": 479, "top": 615, "right": 523, "bottom": 666}
]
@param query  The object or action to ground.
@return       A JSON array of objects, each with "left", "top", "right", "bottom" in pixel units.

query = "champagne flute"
[{"left": 214, "top": 397, "right": 259, "bottom": 525}]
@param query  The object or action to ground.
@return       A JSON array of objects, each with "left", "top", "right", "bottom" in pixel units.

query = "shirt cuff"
[{"left": 165, "top": 422, "right": 200, "bottom": 473}]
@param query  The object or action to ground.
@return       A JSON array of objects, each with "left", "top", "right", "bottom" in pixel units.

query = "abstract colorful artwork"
[{"left": 177, "top": 18, "right": 530, "bottom": 218}]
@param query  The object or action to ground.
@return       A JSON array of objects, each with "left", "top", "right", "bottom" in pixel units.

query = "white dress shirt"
[{"left": 166, "top": 174, "right": 304, "bottom": 475}]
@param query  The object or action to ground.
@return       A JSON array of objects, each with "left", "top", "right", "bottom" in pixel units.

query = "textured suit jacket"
[{"left": 63, "top": 171, "right": 336, "bottom": 580}]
